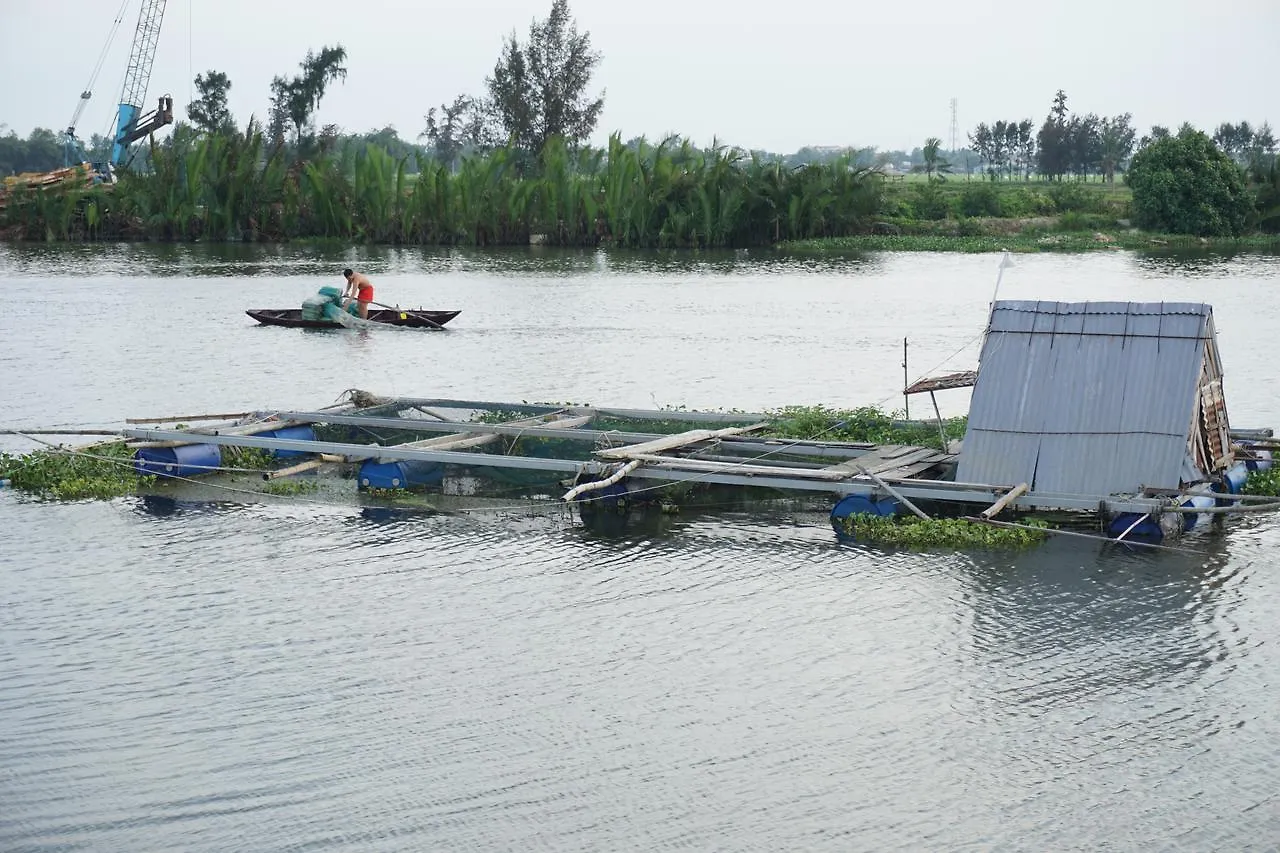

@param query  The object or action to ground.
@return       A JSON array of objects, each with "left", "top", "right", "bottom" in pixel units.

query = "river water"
[{"left": 2, "top": 243, "right": 1279, "bottom": 850}]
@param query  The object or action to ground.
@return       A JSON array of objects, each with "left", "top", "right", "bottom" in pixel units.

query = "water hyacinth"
[
  {"left": 0, "top": 442, "right": 151, "bottom": 501},
  {"left": 839, "top": 514, "right": 1050, "bottom": 549},
  {"left": 1, "top": 130, "right": 884, "bottom": 248}
]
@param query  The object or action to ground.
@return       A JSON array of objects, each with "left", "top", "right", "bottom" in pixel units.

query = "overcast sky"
[{"left": 1, "top": 0, "right": 1275, "bottom": 153}]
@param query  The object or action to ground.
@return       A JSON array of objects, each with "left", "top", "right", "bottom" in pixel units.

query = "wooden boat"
[{"left": 246, "top": 308, "right": 461, "bottom": 330}]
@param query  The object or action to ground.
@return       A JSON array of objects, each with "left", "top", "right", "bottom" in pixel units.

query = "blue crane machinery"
[{"left": 63, "top": 0, "right": 174, "bottom": 180}]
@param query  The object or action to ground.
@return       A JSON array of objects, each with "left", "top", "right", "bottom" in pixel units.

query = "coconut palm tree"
[{"left": 914, "top": 137, "right": 953, "bottom": 182}]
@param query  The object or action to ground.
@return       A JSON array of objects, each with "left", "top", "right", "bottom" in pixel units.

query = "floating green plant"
[
  {"left": 224, "top": 446, "right": 274, "bottom": 469},
  {"left": 0, "top": 442, "right": 152, "bottom": 501},
  {"left": 1244, "top": 467, "right": 1280, "bottom": 496},
  {"left": 261, "top": 479, "right": 320, "bottom": 496},
  {"left": 364, "top": 486, "right": 414, "bottom": 499},
  {"left": 763, "top": 404, "right": 966, "bottom": 450},
  {"left": 838, "top": 514, "right": 1049, "bottom": 549}
]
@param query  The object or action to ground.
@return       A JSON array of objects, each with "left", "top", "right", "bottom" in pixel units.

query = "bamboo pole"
[
  {"left": 262, "top": 454, "right": 346, "bottom": 481},
  {"left": 1162, "top": 500, "right": 1280, "bottom": 514},
  {"left": 980, "top": 482, "right": 1029, "bottom": 519},
  {"left": 928, "top": 391, "right": 947, "bottom": 451},
  {"left": 125, "top": 412, "right": 253, "bottom": 424},
  {"left": 128, "top": 418, "right": 306, "bottom": 449},
  {"left": 0, "top": 429, "right": 121, "bottom": 436},
  {"left": 1182, "top": 489, "right": 1280, "bottom": 504},
  {"left": 902, "top": 337, "right": 909, "bottom": 420},
  {"left": 854, "top": 463, "right": 930, "bottom": 520},
  {"left": 563, "top": 460, "right": 643, "bottom": 502}
]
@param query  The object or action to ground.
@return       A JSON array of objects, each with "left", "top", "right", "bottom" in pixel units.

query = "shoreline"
[
  {"left": 3, "top": 232, "right": 1277, "bottom": 255},
  {"left": 3, "top": 215, "right": 1279, "bottom": 256},
  {"left": 777, "top": 230, "right": 1280, "bottom": 255}
]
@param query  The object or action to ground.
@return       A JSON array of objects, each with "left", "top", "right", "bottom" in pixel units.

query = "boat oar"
[{"left": 359, "top": 298, "right": 447, "bottom": 330}]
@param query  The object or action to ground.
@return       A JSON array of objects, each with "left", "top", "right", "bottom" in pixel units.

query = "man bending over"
[{"left": 342, "top": 268, "right": 374, "bottom": 319}]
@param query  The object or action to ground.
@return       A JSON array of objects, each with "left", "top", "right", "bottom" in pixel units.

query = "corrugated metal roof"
[{"left": 955, "top": 300, "right": 1212, "bottom": 495}]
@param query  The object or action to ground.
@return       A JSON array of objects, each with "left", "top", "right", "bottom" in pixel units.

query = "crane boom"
[{"left": 110, "top": 0, "right": 172, "bottom": 166}]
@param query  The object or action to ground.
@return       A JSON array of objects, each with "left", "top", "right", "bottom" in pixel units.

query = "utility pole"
[{"left": 949, "top": 97, "right": 959, "bottom": 154}]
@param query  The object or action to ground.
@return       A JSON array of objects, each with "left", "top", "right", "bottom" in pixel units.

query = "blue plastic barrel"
[
  {"left": 1220, "top": 461, "right": 1250, "bottom": 495},
  {"left": 1178, "top": 494, "right": 1217, "bottom": 531},
  {"left": 830, "top": 494, "right": 900, "bottom": 538},
  {"left": 832, "top": 494, "right": 900, "bottom": 520},
  {"left": 256, "top": 425, "right": 317, "bottom": 458},
  {"left": 1106, "top": 512, "right": 1165, "bottom": 541},
  {"left": 358, "top": 459, "right": 444, "bottom": 490},
  {"left": 134, "top": 443, "right": 223, "bottom": 478}
]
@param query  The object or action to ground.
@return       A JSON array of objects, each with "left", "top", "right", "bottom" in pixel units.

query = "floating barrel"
[
  {"left": 830, "top": 494, "right": 900, "bottom": 538},
  {"left": 1106, "top": 512, "right": 1165, "bottom": 541},
  {"left": 1108, "top": 493, "right": 1217, "bottom": 542},
  {"left": 1218, "top": 460, "right": 1250, "bottom": 495},
  {"left": 134, "top": 443, "right": 222, "bottom": 478},
  {"left": 358, "top": 459, "right": 444, "bottom": 490},
  {"left": 573, "top": 480, "right": 634, "bottom": 510},
  {"left": 255, "top": 425, "right": 316, "bottom": 458},
  {"left": 1179, "top": 494, "right": 1217, "bottom": 531}
]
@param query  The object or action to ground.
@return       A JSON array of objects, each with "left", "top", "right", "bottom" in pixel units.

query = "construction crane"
[{"left": 63, "top": 0, "right": 174, "bottom": 181}]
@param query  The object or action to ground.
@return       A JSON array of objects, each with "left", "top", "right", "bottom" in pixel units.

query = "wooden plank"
[
  {"left": 596, "top": 424, "right": 767, "bottom": 461},
  {"left": 823, "top": 446, "right": 945, "bottom": 476},
  {"left": 904, "top": 370, "right": 977, "bottom": 395},
  {"left": 391, "top": 414, "right": 591, "bottom": 455}
]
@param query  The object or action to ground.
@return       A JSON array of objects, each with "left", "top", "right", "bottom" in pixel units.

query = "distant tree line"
[
  {"left": 5, "top": 0, "right": 1278, "bottom": 242},
  {"left": 962, "top": 90, "right": 1276, "bottom": 184}
]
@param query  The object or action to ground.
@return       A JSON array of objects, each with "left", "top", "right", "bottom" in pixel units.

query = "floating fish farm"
[{"left": 11, "top": 299, "right": 1277, "bottom": 545}]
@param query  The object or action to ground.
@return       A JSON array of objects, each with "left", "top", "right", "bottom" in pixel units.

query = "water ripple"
[{"left": 3, "top": 247, "right": 1280, "bottom": 850}]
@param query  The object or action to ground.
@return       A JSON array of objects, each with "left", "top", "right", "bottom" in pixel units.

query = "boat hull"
[{"left": 246, "top": 308, "right": 460, "bottom": 329}]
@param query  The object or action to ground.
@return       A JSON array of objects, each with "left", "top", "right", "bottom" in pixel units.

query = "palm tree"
[{"left": 914, "top": 137, "right": 953, "bottom": 182}]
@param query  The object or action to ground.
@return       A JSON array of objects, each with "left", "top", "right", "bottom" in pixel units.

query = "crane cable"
[{"left": 69, "top": 0, "right": 133, "bottom": 133}]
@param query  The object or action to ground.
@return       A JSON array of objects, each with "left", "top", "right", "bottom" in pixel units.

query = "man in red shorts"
[{"left": 342, "top": 267, "right": 374, "bottom": 319}]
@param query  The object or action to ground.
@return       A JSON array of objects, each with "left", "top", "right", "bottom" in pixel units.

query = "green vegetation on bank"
[
  {"left": 5, "top": 127, "right": 1274, "bottom": 250},
  {"left": 0, "top": 130, "right": 883, "bottom": 248},
  {"left": 4, "top": 0, "right": 1278, "bottom": 249}
]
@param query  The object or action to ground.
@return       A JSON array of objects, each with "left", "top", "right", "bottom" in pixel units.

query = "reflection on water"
[
  {"left": 2, "top": 244, "right": 1280, "bottom": 851},
  {"left": 0, "top": 241, "right": 896, "bottom": 279},
  {"left": 960, "top": 540, "right": 1235, "bottom": 709},
  {"left": 1128, "top": 247, "right": 1280, "bottom": 278}
]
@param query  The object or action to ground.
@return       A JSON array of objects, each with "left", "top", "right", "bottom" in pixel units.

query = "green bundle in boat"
[{"left": 300, "top": 294, "right": 329, "bottom": 320}]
